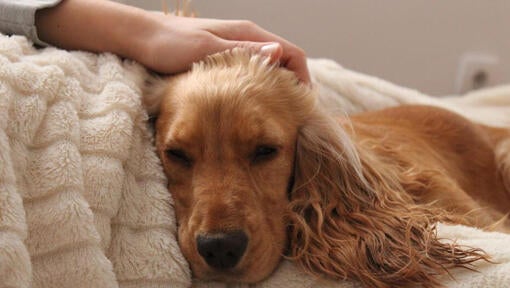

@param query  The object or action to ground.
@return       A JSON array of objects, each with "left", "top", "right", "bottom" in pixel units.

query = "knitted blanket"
[
  {"left": 1, "top": 33, "right": 509, "bottom": 288},
  {"left": 0, "top": 34, "right": 189, "bottom": 288}
]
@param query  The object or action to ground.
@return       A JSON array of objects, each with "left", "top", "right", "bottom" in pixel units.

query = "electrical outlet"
[{"left": 454, "top": 53, "right": 502, "bottom": 94}]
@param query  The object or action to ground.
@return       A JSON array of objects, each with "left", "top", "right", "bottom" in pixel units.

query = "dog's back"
[{"left": 346, "top": 105, "right": 510, "bottom": 230}]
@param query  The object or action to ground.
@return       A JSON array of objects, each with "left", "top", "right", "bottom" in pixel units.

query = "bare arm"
[{"left": 35, "top": 0, "right": 310, "bottom": 83}]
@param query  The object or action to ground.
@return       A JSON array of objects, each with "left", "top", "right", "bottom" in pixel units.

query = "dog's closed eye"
[
  {"left": 166, "top": 148, "right": 193, "bottom": 167},
  {"left": 252, "top": 145, "right": 279, "bottom": 163}
]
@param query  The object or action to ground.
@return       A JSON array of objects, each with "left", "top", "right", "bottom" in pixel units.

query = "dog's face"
[{"left": 154, "top": 52, "right": 313, "bottom": 282}]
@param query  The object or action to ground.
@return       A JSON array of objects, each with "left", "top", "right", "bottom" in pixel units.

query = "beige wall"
[{"left": 118, "top": 0, "right": 510, "bottom": 96}]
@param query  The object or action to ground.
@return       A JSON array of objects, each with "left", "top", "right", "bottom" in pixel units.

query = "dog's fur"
[{"left": 147, "top": 49, "right": 510, "bottom": 287}]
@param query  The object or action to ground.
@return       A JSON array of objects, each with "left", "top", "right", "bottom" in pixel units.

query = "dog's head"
[
  {"left": 148, "top": 49, "right": 486, "bottom": 287},
  {"left": 150, "top": 49, "right": 315, "bottom": 282}
]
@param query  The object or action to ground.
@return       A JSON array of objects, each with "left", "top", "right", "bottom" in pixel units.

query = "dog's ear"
[
  {"left": 287, "top": 111, "right": 487, "bottom": 287},
  {"left": 142, "top": 74, "right": 171, "bottom": 116}
]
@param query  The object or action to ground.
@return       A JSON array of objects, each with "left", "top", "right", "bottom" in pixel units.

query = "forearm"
[{"left": 35, "top": 0, "right": 154, "bottom": 60}]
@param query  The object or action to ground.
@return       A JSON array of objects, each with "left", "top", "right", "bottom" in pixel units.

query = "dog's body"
[
  {"left": 149, "top": 50, "right": 510, "bottom": 287},
  {"left": 346, "top": 106, "right": 510, "bottom": 228}
]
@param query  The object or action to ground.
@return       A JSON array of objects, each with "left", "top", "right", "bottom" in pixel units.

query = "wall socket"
[{"left": 454, "top": 53, "right": 502, "bottom": 94}]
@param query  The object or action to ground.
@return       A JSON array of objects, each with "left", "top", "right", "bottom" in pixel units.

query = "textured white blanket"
[
  {"left": 0, "top": 34, "right": 189, "bottom": 288},
  {"left": 1, "top": 34, "right": 509, "bottom": 288}
]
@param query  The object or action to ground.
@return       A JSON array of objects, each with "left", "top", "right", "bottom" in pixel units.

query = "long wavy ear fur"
[{"left": 286, "top": 108, "right": 488, "bottom": 288}]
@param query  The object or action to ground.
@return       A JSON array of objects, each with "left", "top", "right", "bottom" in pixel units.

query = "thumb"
[{"left": 223, "top": 41, "right": 283, "bottom": 63}]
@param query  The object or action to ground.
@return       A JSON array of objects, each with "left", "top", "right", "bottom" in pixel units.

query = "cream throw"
[
  {"left": 0, "top": 34, "right": 189, "bottom": 288},
  {"left": 1, "top": 34, "right": 509, "bottom": 288}
]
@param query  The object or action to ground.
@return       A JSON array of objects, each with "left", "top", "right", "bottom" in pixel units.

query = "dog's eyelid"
[
  {"left": 251, "top": 145, "right": 280, "bottom": 163},
  {"left": 165, "top": 148, "right": 193, "bottom": 167}
]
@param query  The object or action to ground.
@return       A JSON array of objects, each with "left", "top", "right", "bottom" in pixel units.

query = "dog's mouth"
[
  {"left": 198, "top": 266, "right": 249, "bottom": 282},
  {"left": 191, "top": 254, "right": 254, "bottom": 283}
]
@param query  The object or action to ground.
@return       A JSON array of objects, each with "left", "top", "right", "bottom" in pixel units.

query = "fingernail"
[{"left": 260, "top": 43, "right": 280, "bottom": 55}]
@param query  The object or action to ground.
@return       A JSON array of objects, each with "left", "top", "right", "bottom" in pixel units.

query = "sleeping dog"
[{"left": 146, "top": 49, "right": 510, "bottom": 287}]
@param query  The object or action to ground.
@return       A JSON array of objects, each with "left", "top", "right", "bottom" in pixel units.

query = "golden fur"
[{"left": 148, "top": 49, "right": 510, "bottom": 287}]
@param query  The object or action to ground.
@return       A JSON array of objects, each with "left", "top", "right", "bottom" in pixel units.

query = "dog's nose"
[{"left": 196, "top": 230, "right": 248, "bottom": 270}]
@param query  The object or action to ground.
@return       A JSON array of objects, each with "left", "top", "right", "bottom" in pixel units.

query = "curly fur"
[{"left": 286, "top": 108, "right": 489, "bottom": 287}]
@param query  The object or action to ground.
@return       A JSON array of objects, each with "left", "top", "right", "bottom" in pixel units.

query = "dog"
[{"left": 146, "top": 49, "right": 510, "bottom": 287}]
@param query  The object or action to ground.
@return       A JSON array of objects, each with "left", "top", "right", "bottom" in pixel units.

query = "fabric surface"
[
  {"left": 1, "top": 33, "right": 509, "bottom": 287},
  {"left": 308, "top": 58, "right": 510, "bottom": 128},
  {"left": 0, "top": 0, "right": 62, "bottom": 46},
  {"left": 0, "top": 33, "right": 190, "bottom": 288}
]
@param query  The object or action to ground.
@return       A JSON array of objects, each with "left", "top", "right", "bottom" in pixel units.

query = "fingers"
[
  {"left": 282, "top": 48, "right": 311, "bottom": 86},
  {"left": 204, "top": 19, "right": 311, "bottom": 85},
  {"left": 216, "top": 40, "right": 283, "bottom": 63},
  {"left": 217, "top": 39, "right": 310, "bottom": 85}
]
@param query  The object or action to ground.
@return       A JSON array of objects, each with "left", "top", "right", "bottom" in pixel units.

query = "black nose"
[{"left": 196, "top": 230, "right": 248, "bottom": 270}]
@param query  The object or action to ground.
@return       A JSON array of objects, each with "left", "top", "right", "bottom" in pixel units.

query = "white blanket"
[
  {"left": 0, "top": 34, "right": 509, "bottom": 288},
  {"left": 0, "top": 34, "right": 189, "bottom": 288}
]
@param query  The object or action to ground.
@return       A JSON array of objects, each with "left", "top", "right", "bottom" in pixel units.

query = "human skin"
[{"left": 35, "top": 0, "right": 310, "bottom": 83}]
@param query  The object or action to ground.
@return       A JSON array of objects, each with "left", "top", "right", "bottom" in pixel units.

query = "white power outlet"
[{"left": 454, "top": 53, "right": 502, "bottom": 94}]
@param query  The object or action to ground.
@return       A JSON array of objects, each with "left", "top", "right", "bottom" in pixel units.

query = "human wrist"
[
  {"left": 123, "top": 12, "right": 187, "bottom": 73},
  {"left": 106, "top": 5, "right": 154, "bottom": 61}
]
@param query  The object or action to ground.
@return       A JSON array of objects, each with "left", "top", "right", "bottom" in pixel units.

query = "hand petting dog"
[{"left": 35, "top": 0, "right": 310, "bottom": 83}]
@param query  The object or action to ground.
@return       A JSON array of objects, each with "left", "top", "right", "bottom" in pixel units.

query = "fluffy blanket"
[
  {"left": 0, "top": 34, "right": 189, "bottom": 288},
  {"left": 1, "top": 34, "right": 509, "bottom": 288}
]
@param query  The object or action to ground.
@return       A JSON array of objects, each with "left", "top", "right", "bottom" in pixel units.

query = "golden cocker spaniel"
[{"left": 147, "top": 49, "right": 510, "bottom": 287}]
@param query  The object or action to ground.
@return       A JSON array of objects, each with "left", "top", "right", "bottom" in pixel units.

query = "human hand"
[
  {"left": 137, "top": 14, "right": 311, "bottom": 84},
  {"left": 35, "top": 0, "right": 310, "bottom": 84}
]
